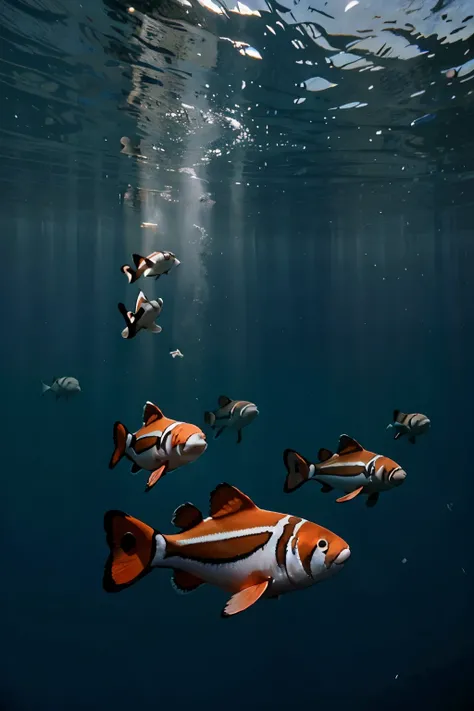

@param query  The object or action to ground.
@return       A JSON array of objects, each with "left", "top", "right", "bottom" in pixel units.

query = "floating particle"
[
  {"left": 401, "top": 558, "right": 407, "bottom": 564},
  {"left": 461, "top": 568, "right": 466, "bottom": 574},
  {"left": 395, "top": 674, "right": 399, "bottom": 680},
  {"left": 345, "top": 0, "right": 359, "bottom": 10},
  {"left": 141, "top": 222, "right": 158, "bottom": 229},
  {"left": 170, "top": 349, "right": 184, "bottom": 359},
  {"left": 128, "top": 6, "right": 135, "bottom": 12},
  {"left": 447, "top": 502, "right": 453, "bottom": 511}
]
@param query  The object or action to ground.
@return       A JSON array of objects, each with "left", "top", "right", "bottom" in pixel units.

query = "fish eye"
[{"left": 317, "top": 539, "right": 328, "bottom": 550}]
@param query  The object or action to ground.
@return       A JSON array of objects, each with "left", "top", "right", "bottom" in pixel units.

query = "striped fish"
[
  {"left": 387, "top": 410, "right": 431, "bottom": 444},
  {"left": 41, "top": 376, "right": 81, "bottom": 400},
  {"left": 204, "top": 395, "right": 259, "bottom": 444},
  {"left": 102, "top": 482, "right": 350, "bottom": 617},
  {"left": 121, "top": 250, "right": 180, "bottom": 284},
  {"left": 283, "top": 434, "right": 407, "bottom": 508},
  {"left": 109, "top": 401, "right": 207, "bottom": 492},
  {"left": 117, "top": 291, "right": 163, "bottom": 340}
]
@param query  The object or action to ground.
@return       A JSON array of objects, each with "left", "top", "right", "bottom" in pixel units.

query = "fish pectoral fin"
[
  {"left": 171, "top": 570, "right": 205, "bottom": 594},
  {"left": 144, "top": 257, "right": 155, "bottom": 268},
  {"left": 148, "top": 323, "right": 162, "bottom": 333},
  {"left": 408, "top": 436, "right": 416, "bottom": 444},
  {"left": 221, "top": 579, "right": 271, "bottom": 618},
  {"left": 131, "top": 462, "right": 141, "bottom": 475},
  {"left": 237, "top": 429, "right": 242, "bottom": 444},
  {"left": 144, "top": 465, "right": 167, "bottom": 493},
  {"left": 320, "top": 483, "right": 333, "bottom": 493},
  {"left": 336, "top": 486, "right": 364, "bottom": 503},
  {"left": 214, "top": 427, "right": 225, "bottom": 440},
  {"left": 366, "top": 493, "right": 379, "bottom": 508}
]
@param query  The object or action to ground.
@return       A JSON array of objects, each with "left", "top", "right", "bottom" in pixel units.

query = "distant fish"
[
  {"left": 41, "top": 376, "right": 81, "bottom": 400},
  {"left": 204, "top": 395, "right": 259, "bottom": 444},
  {"left": 170, "top": 349, "right": 184, "bottom": 359},
  {"left": 109, "top": 401, "right": 207, "bottom": 492},
  {"left": 118, "top": 291, "right": 163, "bottom": 340},
  {"left": 283, "top": 434, "right": 407, "bottom": 508},
  {"left": 102, "top": 482, "right": 350, "bottom": 617},
  {"left": 121, "top": 251, "right": 180, "bottom": 284},
  {"left": 386, "top": 410, "right": 430, "bottom": 444}
]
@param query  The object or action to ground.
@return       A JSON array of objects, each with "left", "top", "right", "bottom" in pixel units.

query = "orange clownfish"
[
  {"left": 109, "top": 401, "right": 207, "bottom": 492},
  {"left": 283, "top": 434, "right": 407, "bottom": 508},
  {"left": 102, "top": 483, "right": 351, "bottom": 617}
]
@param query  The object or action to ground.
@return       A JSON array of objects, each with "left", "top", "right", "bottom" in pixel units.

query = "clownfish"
[
  {"left": 204, "top": 395, "right": 259, "bottom": 444},
  {"left": 118, "top": 291, "right": 163, "bottom": 340},
  {"left": 102, "top": 482, "right": 351, "bottom": 617},
  {"left": 121, "top": 251, "right": 180, "bottom": 284},
  {"left": 387, "top": 410, "right": 431, "bottom": 444},
  {"left": 283, "top": 434, "right": 407, "bottom": 508},
  {"left": 109, "top": 401, "right": 207, "bottom": 492}
]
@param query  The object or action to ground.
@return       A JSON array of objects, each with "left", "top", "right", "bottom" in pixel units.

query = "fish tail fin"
[
  {"left": 41, "top": 381, "right": 51, "bottom": 395},
  {"left": 121, "top": 265, "right": 137, "bottom": 284},
  {"left": 283, "top": 449, "right": 315, "bottom": 493},
  {"left": 109, "top": 422, "right": 129, "bottom": 469},
  {"left": 103, "top": 510, "right": 160, "bottom": 592},
  {"left": 118, "top": 303, "right": 134, "bottom": 339},
  {"left": 204, "top": 411, "right": 216, "bottom": 426}
]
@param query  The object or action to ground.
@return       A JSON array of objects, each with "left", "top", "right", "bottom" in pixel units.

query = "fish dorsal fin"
[
  {"left": 318, "top": 448, "right": 333, "bottom": 462},
  {"left": 393, "top": 409, "right": 405, "bottom": 423},
  {"left": 209, "top": 483, "right": 257, "bottom": 519},
  {"left": 171, "top": 502, "right": 203, "bottom": 531},
  {"left": 143, "top": 401, "right": 164, "bottom": 426},
  {"left": 218, "top": 395, "right": 232, "bottom": 407},
  {"left": 337, "top": 434, "right": 364, "bottom": 456},
  {"left": 132, "top": 253, "right": 144, "bottom": 268},
  {"left": 136, "top": 291, "right": 148, "bottom": 312}
]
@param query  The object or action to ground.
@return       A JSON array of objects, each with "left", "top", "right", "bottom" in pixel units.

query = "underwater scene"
[{"left": 2, "top": 0, "right": 474, "bottom": 709}]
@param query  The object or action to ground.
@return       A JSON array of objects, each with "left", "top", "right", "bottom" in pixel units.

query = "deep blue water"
[{"left": 1, "top": 1, "right": 474, "bottom": 710}]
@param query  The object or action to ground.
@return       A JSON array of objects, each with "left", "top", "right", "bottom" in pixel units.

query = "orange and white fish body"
[
  {"left": 121, "top": 250, "right": 180, "bottom": 284},
  {"left": 103, "top": 483, "right": 351, "bottom": 617},
  {"left": 283, "top": 434, "right": 407, "bottom": 508},
  {"left": 109, "top": 401, "right": 207, "bottom": 492}
]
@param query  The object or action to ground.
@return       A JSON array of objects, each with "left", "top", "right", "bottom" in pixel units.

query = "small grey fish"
[
  {"left": 118, "top": 291, "right": 163, "bottom": 340},
  {"left": 204, "top": 395, "right": 259, "bottom": 444},
  {"left": 42, "top": 376, "right": 81, "bottom": 400},
  {"left": 386, "top": 409, "right": 431, "bottom": 444}
]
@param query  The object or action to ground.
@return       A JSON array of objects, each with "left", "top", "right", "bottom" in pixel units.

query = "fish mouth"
[
  {"left": 183, "top": 434, "right": 207, "bottom": 457},
  {"left": 389, "top": 469, "right": 406, "bottom": 485},
  {"left": 332, "top": 548, "right": 351, "bottom": 566}
]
